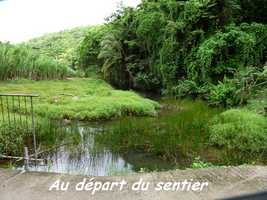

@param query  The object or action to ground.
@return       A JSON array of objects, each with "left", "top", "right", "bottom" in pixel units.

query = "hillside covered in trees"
[
  {"left": 25, "top": 26, "right": 90, "bottom": 68},
  {"left": 79, "top": 0, "right": 267, "bottom": 108}
]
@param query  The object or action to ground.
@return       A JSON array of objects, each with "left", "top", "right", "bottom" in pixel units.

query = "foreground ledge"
[{"left": 0, "top": 166, "right": 267, "bottom": 200}]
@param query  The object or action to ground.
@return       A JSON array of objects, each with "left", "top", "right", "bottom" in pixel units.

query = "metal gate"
[{"left": 0, "top": 93, "right": 39, "bottom": 166}]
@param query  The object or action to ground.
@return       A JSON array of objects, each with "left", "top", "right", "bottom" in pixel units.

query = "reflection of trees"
[
  {"left": 38, "top": 124, "right": 133, "bottom": 176},
  {"left": 120, "top": 150, "right": 177, "bottom": 172}
]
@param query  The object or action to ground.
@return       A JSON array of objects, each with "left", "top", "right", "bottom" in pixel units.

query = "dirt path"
[{"left": 1, "top": 166, "right": 267, "bottom": 200}]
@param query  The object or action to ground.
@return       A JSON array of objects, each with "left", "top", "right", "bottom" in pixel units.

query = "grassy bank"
[{"left": 0, "top": 78, "right": 159, "bottom": 121}]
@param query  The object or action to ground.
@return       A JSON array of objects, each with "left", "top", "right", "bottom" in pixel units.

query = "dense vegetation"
[
  {"left": 79, "top": 0, "right": 267, "bottom": 107},
  {"left": 78, "top": 0, "right": 267, "bottom": 154},
  {"left": 0, "top": 0, "right": 267, "bottom": 164},
  {"left": 0, "top": 26, "right": 93, "bottom": 81},
  {"left": 0, "top": 42, "right": 70, "bottom": 80},
  {"left": 25, "top": 26, "right": 90, "bottom": 69}
]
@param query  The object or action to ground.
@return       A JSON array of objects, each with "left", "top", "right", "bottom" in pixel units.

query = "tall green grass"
[
  {"left": 0, "top": 43, "right": 71, "bottom": 80},
  {"left": 95, "top": 99, "right": 221, "bottom": 163}
]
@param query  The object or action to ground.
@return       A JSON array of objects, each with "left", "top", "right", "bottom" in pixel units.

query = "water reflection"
[
  {"left": 12, "top": 99, "right": 266, "bottom": 176},
  {"left": 23, "top": 126, "right": 133, "bottom": 176}
]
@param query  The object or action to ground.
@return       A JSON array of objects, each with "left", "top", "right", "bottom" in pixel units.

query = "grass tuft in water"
[{"left": 209, "top": 109, "right": 267, "bottom": 152}]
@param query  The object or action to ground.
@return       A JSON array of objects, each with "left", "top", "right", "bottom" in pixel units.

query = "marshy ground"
[{"left": 0, "top": 78, "right": 159, "bottom": 121}]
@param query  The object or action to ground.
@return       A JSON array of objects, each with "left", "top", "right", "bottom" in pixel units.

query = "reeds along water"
[
  {"left": 95, "top": 99, "right": 220, "bottom": 161},
  {"left": 0, "top": 43, "right": 69, "bottom": 80},
  {"left": 94, "top": 99, "right": 267, "bottom": 169}
]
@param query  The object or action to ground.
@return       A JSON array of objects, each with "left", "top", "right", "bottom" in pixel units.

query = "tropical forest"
[{"left": 0, "top": 0, "right": 267, "bottom": 176}]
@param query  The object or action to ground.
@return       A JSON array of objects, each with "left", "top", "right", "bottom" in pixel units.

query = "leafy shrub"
[
  {"left": 0, "top": 123, "right": 28, "bottom": 155},
  {"left": 209, "top": 109, "right": 267, "bottom": 152},
  {"left": 207, "top": 80, "right": 239, "bottom": 107},
  {"left": 205, "top": 67, "right": 266, "bottom": 107},
  {"left": 170, "top": 80, "right": 199, "bottom": 98}
]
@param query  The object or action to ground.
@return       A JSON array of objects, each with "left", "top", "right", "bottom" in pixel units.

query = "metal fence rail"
[{"left": 0, "top": 93, "right": 39, "bottom": 165}]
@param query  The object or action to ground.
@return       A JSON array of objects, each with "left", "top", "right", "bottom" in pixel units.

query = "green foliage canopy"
[{"left": 79, "top": 0, "right": 267, "bottom": 105}]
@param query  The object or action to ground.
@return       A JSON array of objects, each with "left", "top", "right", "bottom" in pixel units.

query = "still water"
[
  {"left": 2, "top": 99, "right": 266, "bottom": 176},
  {"left": 25, "top": 126, "right": 134, "bottom": 176}
]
